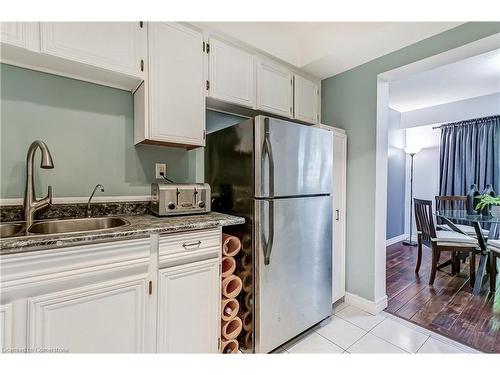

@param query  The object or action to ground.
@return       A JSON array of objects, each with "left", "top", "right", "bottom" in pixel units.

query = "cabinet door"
[
  {"left": 294, "top": 74, "right": 319, "bottom": 124},
  {"left": 256, "top": 59, "right": 293, "bottom": 118},
  {"left": 40, "top": 22, "right": 146, "bottom": 77},
  {"left": 157, "top": 257, "right": 220, "bottom": 353},
  {"left": 208, "top": 38, "right": 255, "bottom": 108},
  {"left": 27, "top": 275, "right": 149, "bottom": 353},
  {"left": 148, "top": 22, "right": 205, "bottom": 147},
  {"left": 332, "top": 130, "right": 347, "bottom": 303},
  {"left": 0, "top": 22, "right": 39, "bottom": 51},
  {"left": 0, "top": 303, "right": 13, "bottom": 350}
]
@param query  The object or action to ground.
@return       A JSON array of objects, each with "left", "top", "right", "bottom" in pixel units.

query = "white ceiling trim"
[
  {"left": 399, "top": 93, "right": 500, "bottom": 128},
  {"left": 389, "top": 47, "right": 500, "bottom": 111},
  {"left": 193, "top": 22, "right": 464, "bottom": 79}
]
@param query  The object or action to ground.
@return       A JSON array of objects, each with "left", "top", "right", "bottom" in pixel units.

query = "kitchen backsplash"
[{"left": 0, "top": 200, "right": 151, "bottom": 222}]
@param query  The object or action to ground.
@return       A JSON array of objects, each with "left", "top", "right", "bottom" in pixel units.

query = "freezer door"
[
  {"left": 255, "top": 116, "right": 333, "bottom": 198},
  {"left": 254, "top": 195, "right": 332, "bottom": 353}
]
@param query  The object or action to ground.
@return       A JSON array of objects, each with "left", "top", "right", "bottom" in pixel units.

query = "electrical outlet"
[{"left": 155, "top": 163, "right": 167, "bottom": 179}]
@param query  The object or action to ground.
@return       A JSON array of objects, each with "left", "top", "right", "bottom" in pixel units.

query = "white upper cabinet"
[
  {"left": 134, "top": 22, "right": 205, "bottom": 148},
  {"left": 40, "top": 22, "right": 146, "bottom": 78},
  {"left": 0, "top": 22, "right": 39, "bottom": 51},
  {"left": 1, "top": 22, "right": 146, "bottom": 91},
  {"left": 256, "top": 59, "right": 293, "bottom": 118},
  {"left": 208, "top": 38, "right": 256, "bottom": 108},
  {"left": 294, "top": 74, "right": 320, "bottom": 124},
  {"left": 1, "top": 21, "right": 323, "bottom": 148}
]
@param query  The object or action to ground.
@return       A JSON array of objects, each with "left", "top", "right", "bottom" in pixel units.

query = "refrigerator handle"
[
  {"left": 263, "top": 200, "right": 275, "bottom": 265},
  {"left": 262, "top": 118, "right": 275, "bottom": 197}
]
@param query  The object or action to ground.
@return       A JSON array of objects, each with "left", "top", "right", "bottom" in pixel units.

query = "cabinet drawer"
[{"left": 158, "top": 228, "right": 221, "bottom": 266}]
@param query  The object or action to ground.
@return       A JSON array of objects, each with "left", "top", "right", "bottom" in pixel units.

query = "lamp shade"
[{"left": 404, "top": 146, "right": 421, "bottom": 155}]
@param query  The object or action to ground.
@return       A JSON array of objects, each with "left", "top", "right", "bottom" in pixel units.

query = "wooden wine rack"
[{"left": 220, "top": 233, "right": 243, "bottom": 353}]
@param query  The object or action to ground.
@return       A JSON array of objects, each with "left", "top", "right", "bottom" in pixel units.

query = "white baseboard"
[
  {"left": 0, "top": 195, "right": 151, "bottom": 206},
  {"left": 345, "top": 292, "right": 388, "bottom": 315},
  {"left": 386, "top": 234, "right": 407, "bottom": 246},
  {"left": 386, "top": 233, "right": 420, "bottom": 246}
]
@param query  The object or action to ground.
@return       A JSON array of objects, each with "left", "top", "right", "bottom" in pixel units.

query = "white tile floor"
[{"left": 274, "top": 302, "right": 481, "bottom": 354}]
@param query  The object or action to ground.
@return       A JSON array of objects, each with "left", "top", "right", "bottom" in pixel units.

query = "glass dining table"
[{"left": 435, "top": 210, "right": 500, "bottom": 295}]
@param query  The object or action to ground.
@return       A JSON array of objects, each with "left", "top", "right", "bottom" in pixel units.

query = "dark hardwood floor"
[{"left": 386, "top": 241, "right": 500, "bottom": 353}]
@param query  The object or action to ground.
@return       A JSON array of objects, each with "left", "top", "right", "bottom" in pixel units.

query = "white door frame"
[{"left": 375, "top": 33, "right": 500, "bottom": 304}]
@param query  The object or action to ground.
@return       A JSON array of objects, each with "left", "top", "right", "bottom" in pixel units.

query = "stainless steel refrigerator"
[{"left": 205, "top": 115, "right": 333, "bottom": 353}]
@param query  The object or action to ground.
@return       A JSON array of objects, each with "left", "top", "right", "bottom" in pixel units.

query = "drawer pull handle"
[{"left": 182, "top": 240, "right": 201, "bottom": 249}]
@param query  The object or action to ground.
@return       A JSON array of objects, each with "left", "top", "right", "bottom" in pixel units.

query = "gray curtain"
[{"left": 439, "top": 115, "right": 500, "bottom": 195}]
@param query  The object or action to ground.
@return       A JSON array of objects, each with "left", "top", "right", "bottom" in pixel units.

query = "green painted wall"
[
  {"left": 321, "top": 22, "right": 500, "bottom": 301},
  {"left": 0, "top": 63, "right": 191, "bottom": 199},
  {"left": 0, "top": 64, "right": 241, "bottom": 200}
]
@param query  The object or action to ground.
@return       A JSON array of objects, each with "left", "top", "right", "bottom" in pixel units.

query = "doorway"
[{"left": 376, "top": 34, "right": 500, "bottom": 353}]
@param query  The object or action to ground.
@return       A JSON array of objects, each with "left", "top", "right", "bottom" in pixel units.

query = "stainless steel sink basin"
[
  {"left": 0, "top": 223, "right": 25, "bottom": 238},
  {"left": 28, "top": 217, "right": 129, "bottom": 235}
]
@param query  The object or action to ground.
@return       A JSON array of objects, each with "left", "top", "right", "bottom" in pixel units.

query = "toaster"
[{"left": 151, "top": 183, "right": 211, "bottom": 216}]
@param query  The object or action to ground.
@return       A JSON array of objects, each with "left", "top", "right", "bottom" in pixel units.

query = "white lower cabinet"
[
  {"left": 0, "top": 303, "right": 13, "bottom": 350},
  {"left": 315, "top": 125, "right": 347, "bottom": 303},
  {"left": 0, "top": 229, "right": 222, "bottom": 353},
  {"left": 27, "top": 275, "right": 149, "bottom": 353},
  {"left": 331, "top": 128, "right": 347, "bottom": 303},
  {"left": 157, "top": 257, "right": 220, "bottom": 353}
]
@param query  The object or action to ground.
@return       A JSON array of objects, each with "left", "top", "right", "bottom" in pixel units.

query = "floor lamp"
[{"left": 403, "top": 146, "right": 421, "bottom": 247}]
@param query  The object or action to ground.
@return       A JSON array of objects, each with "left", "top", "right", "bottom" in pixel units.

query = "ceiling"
[
  {"left": 193, "top": 22, "right": 463, "bottom": 79},
  {"left": 389, "top": 48, "right": 500, "bottom": 112}
]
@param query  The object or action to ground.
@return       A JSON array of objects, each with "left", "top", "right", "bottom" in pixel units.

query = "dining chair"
[
  {"left": 414, "top": 199, "right": 479, "bottom": 286},
  {"left": 436, "top": 195, "right": 473, "bottom": 272},
  {"left": 487, "top": 240, "right": 499, "bottom": 292},
  {"left": 435, "top": 195, "right": 490, "bottom": 245},
  {"left": 435, "top": 196, "right": 474, "bottom": 234},
  {"left": 435, "top": 195, "right": 467, "bottom": 211}
]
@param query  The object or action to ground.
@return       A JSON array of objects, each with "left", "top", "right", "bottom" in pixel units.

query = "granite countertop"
[{"left": 0, "top": 212, "right": 245, "bottom": 255}]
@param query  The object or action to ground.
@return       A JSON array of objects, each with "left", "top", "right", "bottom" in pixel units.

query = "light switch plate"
[{"left": 155, "top": 163, "right": 167, "bottom": 179}]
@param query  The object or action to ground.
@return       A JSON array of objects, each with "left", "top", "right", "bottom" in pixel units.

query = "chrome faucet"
[
  {"left": 87, "top": 184, "right": 104, "bottom": 217},
  {"left": 24, "top": 140, "right": 54, "bottom": 228}
]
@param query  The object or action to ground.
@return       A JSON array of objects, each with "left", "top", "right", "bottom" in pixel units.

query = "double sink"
[
  {"left": 0, "top": 217, "right": 129, "bottom": 239},
  {"left": 2, "top": 140, "right": 129, "bottom": 240}
]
